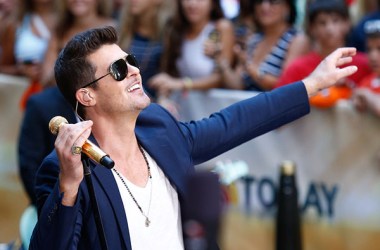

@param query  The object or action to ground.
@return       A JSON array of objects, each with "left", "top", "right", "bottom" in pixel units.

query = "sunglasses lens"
[
  {"left": 127, "top": 54, "right": 139, "bottom": 69},
  {"left": 111, "top": 59, "right": 128, "bottom": 81},
  {"left": 110, "top": 55, "right": 139, "bottom": 81}
]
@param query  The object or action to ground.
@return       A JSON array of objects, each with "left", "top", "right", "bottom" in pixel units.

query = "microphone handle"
[{"left": 82, "top": 140, "right": 114, "bottom": 169}]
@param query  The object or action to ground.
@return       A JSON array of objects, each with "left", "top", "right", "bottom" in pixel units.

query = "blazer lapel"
[
  {"left": 136, "top": 134, "right": 189, "bottom": 199},
  {"left": 92, "top": 164, "right": 132, "bottom": 249}
]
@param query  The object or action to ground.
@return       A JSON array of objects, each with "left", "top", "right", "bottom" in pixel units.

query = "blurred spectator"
[
  {"left": 352, "top": 87, "right": 380, "bottom": 115},
  {"left": 118, "top": 0, "right": 175, "bottom": 100},
  {"left": 219, "top": 0, "right": 310, "bottom": 91},
  {"left": 348, "top": 0, "right": 380, "bottom": 51},
  {"left": 112, "top": 0, "right": 124, "bottom": 20},
  {"left": 352, "top": 19, "right": 380, "bottom": 115},
  {"left": 230, "top": 0, "right": 255, "bottom": 52},
  {"left": 40, "top": 0, "right": 115, "bottom": 87},
  {"left": 0, "top": 0, "right": 17, "bottom": 62},
  {"left": 0, "top": 0, "right": 17, "bottom": 24},
  {"left": 357, "top": 19, "right": 380, "bottom": 93},
  {"left": 149, "top": 0, "right": 234, "bottom": 97},
  {"left": 277, "top": 0, "right": 371, "bottom": 108},
  {"left": 0, "top": 0, "right": 56, "bottom": 109}
]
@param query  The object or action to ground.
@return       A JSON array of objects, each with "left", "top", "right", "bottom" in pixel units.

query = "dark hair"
[
  {"left": 160, "top": 0, "right": 225, "bottom": 76},
  {"left": 238, "top": 0, "right": 254, "bottom": 20},
  {"left": 306, "top": 0, "right": 349, "bottom": 26},
  {"left": 55, "top": 26, "right": 118, "bottom": 116},
  {"left": 253, "top": 0, "right": 297, "bottom": 30}
]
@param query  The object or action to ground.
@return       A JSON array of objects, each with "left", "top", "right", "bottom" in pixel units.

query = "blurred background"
[{"left": 2, "top": 0, "right": 380, "bottom": 249}]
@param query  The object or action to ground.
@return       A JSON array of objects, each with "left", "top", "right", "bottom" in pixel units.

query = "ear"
[{"left": 76, "top": 88, "right": 95, "bottom": 107}]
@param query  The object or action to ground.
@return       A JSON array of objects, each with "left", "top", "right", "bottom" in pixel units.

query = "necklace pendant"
[{"left": 145, "top": 218, "right": 150, "bottom": 227}]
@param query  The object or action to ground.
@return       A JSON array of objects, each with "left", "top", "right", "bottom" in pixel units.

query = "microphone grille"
[{"left": 49, "top": 116, "right": 68, "bottom": 135}]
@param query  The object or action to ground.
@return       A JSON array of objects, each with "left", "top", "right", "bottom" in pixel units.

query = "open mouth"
[{"left": 127, "top": 83, "right": 141, "bottom": 92}]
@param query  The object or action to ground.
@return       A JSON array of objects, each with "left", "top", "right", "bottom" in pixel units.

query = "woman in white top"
[
  {"left": 0, "top": 0, "right": 56, "bottom": 77},
  {"left": 0, "top": 0, "right": 57, "bottom": 109},
  {"left": 149, "top": 0, "right": 234, "bottom": 97}
]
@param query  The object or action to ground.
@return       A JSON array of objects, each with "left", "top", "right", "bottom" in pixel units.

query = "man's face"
[
  {"left": 310, "top": 12, "right": 350, "bottom": 49},
  {"left": 367, "top": 36, "right": 380, "bottom": 75},
  {"left": 85, "top": 44, "right": 151, "bottom": 117}
]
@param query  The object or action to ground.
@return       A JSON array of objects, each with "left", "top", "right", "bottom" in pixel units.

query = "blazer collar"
[{"left": 91, "top": 162, "right": 132, "bottom": 249}]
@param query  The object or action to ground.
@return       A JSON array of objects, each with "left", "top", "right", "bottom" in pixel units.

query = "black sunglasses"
[{"left": 82, "top": 54, "right": 139, "bottom": 88}]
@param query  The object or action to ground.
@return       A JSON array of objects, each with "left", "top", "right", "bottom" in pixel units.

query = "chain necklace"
[{"left": 113, "top": 144, "right": 152, "bottom": 227}]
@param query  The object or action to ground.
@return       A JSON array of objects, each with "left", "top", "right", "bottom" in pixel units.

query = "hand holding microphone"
[{"left": 49, "top": 116, "right": 115, "bottom": 169}]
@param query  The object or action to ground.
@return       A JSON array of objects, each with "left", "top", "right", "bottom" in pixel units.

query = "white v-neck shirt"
[{"left": 112, "top": 148, "right": 184, "bottom": 250}]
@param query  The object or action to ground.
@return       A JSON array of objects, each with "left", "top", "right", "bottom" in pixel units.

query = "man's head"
[
  {"left": 55, "top": 26, "right": 149, "bottom": 119},
  {"left": 306, "top": 0, "right": 350, "bottom": 48},
  {"left": 55, "top": 26, "right": 118, "bottom": 117}
]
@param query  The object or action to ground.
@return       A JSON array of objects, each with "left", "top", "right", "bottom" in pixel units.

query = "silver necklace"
[{"left": 113, "top": 144, "right": 152, "bottom": 227}]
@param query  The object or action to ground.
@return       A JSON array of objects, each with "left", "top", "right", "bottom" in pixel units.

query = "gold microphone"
[{"left": 49, "top": 116, "right": 115, "bottom": 169}]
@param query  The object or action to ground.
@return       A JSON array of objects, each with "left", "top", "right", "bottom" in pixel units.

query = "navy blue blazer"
[
  {"left": 30, "top": 82, "right": 310, "bottom": 250},
  {"left": 18, "top": 86, "right": 76, "bottom": 205}
]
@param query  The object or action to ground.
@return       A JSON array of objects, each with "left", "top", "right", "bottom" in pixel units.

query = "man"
[{"left": 29, "top": 26, "right": 357, "bottom": 249}]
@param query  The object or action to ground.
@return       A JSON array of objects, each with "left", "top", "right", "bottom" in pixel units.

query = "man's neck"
[{"left": 90, "top": 113, "right": 139, "bottom": 160}]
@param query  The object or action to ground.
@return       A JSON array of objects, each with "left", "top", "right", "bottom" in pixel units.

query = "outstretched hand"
[{"left": 303, "top": 47, "right": 358, "bottom": 97}]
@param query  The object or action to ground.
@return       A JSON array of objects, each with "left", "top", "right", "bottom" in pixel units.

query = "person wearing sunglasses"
[
  {"left": 220, "top": 0, "right": 310, "bottom": 91},
  {"left": 29, "top": 26, "right": 357, "bottom": 250}
]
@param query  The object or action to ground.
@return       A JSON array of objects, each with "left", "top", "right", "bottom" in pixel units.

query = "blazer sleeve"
[
  {"left": 29, "top": 152, "right": 85, "bottom": 250},
  {"left": 182, "top": 81, "right": 310, "bottom": 164}
]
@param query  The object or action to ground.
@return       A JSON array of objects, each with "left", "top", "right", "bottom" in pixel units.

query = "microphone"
[{"left": 49, "top": 116, "right": 115, "bottom": 169}]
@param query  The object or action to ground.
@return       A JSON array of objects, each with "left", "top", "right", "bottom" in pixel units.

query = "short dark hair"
[
  {"left": 306, "top": 0, "right": 349, "bottom": 26},
  {"left": 54, "top": 26, "right": 118, "bottom": 116}
]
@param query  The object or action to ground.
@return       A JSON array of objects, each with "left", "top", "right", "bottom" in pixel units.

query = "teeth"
[{"left": 127, "top": 84, "right": 140, "bottom": 92}]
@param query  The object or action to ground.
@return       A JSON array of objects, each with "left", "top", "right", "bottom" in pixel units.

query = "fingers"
[
  {"left": 326, "top": 47, "right": 356, "bottom": 66},
  {"left": 336, "top": 56, "right": 353, "bottom": 67},
  {"left": 334, "top": 47, "right": 357, "bottom": 58},
  {"left": 55, "top": 120, "right": 93, "bottom": 157},
  {"left": 337, "top": 65, "right": 358, "bottom": 80}
]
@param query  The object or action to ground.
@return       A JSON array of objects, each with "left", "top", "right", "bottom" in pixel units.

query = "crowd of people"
[
  {"left": 1, "top": 1, "right": 380, "bottom": 108},
  {"left": 0, "top": 0, "right": 379, "bottom": 249}
]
